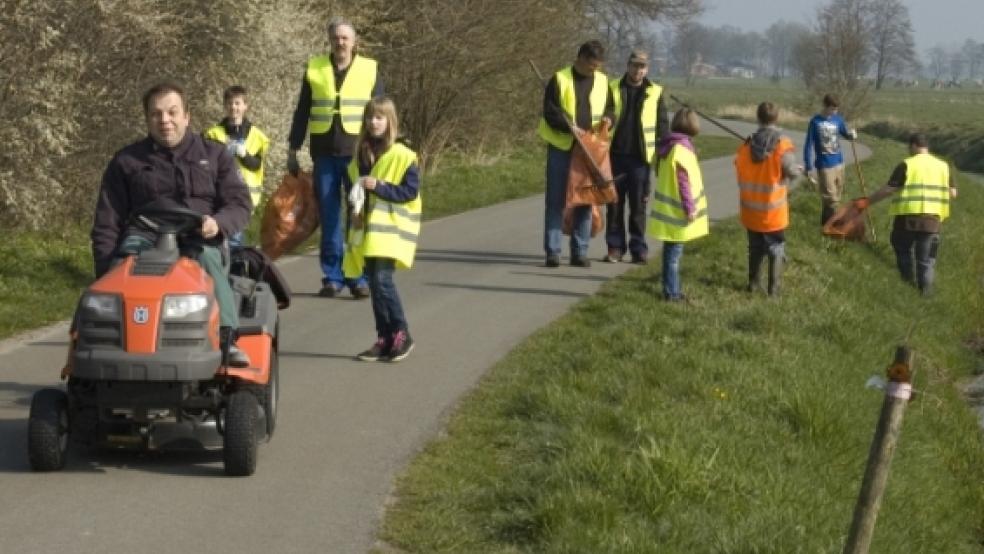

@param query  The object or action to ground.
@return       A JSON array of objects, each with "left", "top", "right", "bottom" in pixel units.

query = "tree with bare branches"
[{"left": 869, "top": 0, "right": 918, "bottom": 90}]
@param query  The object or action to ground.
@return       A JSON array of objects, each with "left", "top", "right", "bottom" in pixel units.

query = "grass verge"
[{"left": 378, "top": 136, "right": 984, "bottom": 552}]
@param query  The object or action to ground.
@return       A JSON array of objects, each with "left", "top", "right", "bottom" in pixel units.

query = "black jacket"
[{"left": 91, "top": 132, "right": 252, "bottom": 276}]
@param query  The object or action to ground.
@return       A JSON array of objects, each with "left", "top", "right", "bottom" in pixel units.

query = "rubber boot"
[
  {"left": 767, "top": 255, "right": 783, "bottom": 297},
  {"left": 747, "top": 250, "right": 765, "bottom": 293}
]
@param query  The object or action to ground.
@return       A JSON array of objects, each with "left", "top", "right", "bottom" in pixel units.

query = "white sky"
[{"left": 698, "top": 0, "right": 983, "bottom": 54}]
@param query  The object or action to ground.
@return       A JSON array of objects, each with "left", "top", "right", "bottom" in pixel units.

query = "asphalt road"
[{"left": 0, "top": 120, "right": 870, "bottom": 553}]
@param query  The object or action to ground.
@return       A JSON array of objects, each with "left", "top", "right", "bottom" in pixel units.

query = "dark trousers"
[
  {"left": 366, "top": 257, "right": 408, "bottom": 337},
  {"left": 890, "top": 228, "right": 939, "bottom": 294},
  {"left": 607, "top": 154, "right": 651, "bottom": 259}
]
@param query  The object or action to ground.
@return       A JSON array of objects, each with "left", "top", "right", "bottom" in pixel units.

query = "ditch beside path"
[{"left": 0, "top": 121, "right": 870, "bottom": 554}]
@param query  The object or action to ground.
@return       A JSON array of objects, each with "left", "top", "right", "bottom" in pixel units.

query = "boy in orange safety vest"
[{"left": 734, "top": 102, "right": 803, "bottom": 296}]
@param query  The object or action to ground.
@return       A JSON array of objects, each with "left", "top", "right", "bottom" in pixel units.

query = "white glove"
[
  {"left": 234, "top": 142, "right": 247, "bottom": 157},
  {"left": 348, "top": 178, "right": 366, "bottom": 214},
  {"left": 849, "top": 129, "right": 858, "bottom": 140}
]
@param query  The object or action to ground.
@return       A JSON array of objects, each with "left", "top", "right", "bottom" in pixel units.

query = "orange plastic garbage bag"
[
  {"left": 563, "top": 121, "right": 616, "bottom": 237},
  {"left": 260, "top": 172, "right": 320, "bottom": 260},
  {"left": 822, "top": 203, "right": 867, "bottom": 241}
]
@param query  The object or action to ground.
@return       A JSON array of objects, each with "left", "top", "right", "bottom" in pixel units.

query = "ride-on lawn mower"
[{"left": 27, "top": 202, "right": 290, "bottom": 476}]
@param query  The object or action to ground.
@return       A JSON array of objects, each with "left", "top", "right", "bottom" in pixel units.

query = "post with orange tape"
[{"left": 843, "top": 346, "right": 914, "bottom": 554}]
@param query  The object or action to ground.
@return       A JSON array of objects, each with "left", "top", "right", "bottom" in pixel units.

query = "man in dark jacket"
[{"left": 91, "top": 81, "right": 253, "bottom": 366}]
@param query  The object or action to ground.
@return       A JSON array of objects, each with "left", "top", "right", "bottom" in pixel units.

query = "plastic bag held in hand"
[{"left": 260, "top": 172, "right": 319, "bottom": 260}]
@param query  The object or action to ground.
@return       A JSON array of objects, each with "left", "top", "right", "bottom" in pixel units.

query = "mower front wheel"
[
  {"left": 28, "top": 388, "right": 70, "bottom": 471},
  {"left": 223, "top": 390, "right": 258, "bottom": 476}
]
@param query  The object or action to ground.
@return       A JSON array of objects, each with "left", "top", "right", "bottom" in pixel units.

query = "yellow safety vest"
[
  {"left": 307, "top": 54, "right": 378, "bottom": 135},
  {"left": 649, "top": 143, "right": 709, "bottom": 242},
  {"left": 343, "top": 143, "right": 421, "bottom": 278},
  {"left": 611, "top": 78, "right": 662, "bottom": 163},
  {"left": 890, "top": 153, "right": 951, "bottom": 221},
  {"left": 203, "top": 124, "right": 270, "bottom": 210},
  {"left": 537, "top": 66, "right": 608, "bottom": 150}
]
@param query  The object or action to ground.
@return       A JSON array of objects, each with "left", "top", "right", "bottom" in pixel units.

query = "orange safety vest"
[{"left": 735, "top": 136, "right": 794, "bottom": 232}]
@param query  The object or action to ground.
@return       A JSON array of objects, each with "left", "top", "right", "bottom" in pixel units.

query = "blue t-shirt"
[{"left": 804, "top": 113, "right": 850, "bottom": 171}]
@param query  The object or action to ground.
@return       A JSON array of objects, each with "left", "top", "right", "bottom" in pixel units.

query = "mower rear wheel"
[
  {"left": 223, "top": 390, "right": 259, "bottom": 476},
  {"left": 28, "top": 388, "right": 70, "bottom": 471}
]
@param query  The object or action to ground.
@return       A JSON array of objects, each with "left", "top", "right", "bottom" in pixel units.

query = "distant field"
[{"left": 659, "top": 77, "right": 984, "bottom": 127}]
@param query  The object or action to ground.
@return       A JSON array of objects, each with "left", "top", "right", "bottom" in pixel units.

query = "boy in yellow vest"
[
  {"left": 854, "top": 133, "right": 956, "bottom": 295},
  {"left": 204, "top": 85, "right": 269, "bottom": 249}
]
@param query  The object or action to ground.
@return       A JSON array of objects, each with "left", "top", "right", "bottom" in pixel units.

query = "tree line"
[{"left": 0, "top": 0, "right": 700, "bottom": 232}]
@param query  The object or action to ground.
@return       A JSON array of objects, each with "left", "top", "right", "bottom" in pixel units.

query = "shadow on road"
[
  {"left": 279, "top": 350, "right": 355, "bottom": 361},
  {"left": 509, "top": 270, "right": 611, "bottom": 282},
  {"left": 416, "top": 249, "right": 541, "bottom": 266},
  {"left": 426, "top": 282, "right": 589, "bottom": 298},
  {"left": 0, "top": 381, "right": 42, "bottom": 408}
]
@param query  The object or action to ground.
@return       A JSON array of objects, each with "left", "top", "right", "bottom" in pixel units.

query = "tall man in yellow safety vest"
[
  {"left": 734, "top": 101, "right": 802, "bottom": 296},
  {"left": 605, "top": 49, "right": 667, "bottom": 265},
  {"left": 204, "top": 85, "right": 269, "bottom": 249},
  {"left": 538, "top": 40, "right": 614, "bottom": 268},
  {"left": 855, "top": 133, "right": 957, "bottom": 296},
  {"left": 287, "top": 17, "right": 383, "bottom": 298}
]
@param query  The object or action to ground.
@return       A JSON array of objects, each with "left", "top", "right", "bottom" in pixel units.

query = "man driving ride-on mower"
[{"left": 91, "top": 81, "right": 253, "bottom": 366}]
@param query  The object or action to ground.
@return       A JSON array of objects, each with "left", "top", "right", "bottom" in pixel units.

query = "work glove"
[
  {"left": 287, "top": 150, "right": 300, "bottom": 177},
  {"left": 234, "top": 141, "right": 247, "bottom": 158},
  {"left": 852, "top": 197, "right": 869, "bottom": 210},
  {"left": 849, "top": 129, "right": 858, "bottom": 140}
]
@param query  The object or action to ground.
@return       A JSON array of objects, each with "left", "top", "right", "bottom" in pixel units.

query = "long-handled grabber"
[
  {"left": 669, "top": 94, "right": 747, "bottom": 141},
  {"left": 850, "top": 139, "right": 877, "bottom": 242}
]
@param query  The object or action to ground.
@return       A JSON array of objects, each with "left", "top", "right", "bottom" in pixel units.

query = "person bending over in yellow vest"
[
  {"left": 853, "top": 132, "right": 956, "bottom": 296},
  {"left": 648, "top": 108, "right": 709, "bottom": 302},
  {"left": 342, "top": 96, "right": 421, "bottom": 363},
  {"left": 204, "top": 85, "right": 270, "bottom": 249}
]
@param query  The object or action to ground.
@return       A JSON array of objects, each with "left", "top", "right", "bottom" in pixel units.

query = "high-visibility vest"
[
  {"left": 343, "top": 143, "right": 421, "bottom": 278},
  {"left": 203, "top": 124, "right": 270, "bottom": 211},
  {"left": 611, "top": 78, "right": 662, "bottom": 163},
  {"left": 890, "top": 153, "right": 951, "bottom": 221},
  {"left": 649, "top": 143, "right": 709, "bottom": 242},
  {"left": 537, "top": 66, "right": 608, "bottom": 150},
  {"left": 734, "top": 136, "right": 794, "bottom": 233},
  {"left": 307, "top": 54, "right": 378, "bottom": 135}
]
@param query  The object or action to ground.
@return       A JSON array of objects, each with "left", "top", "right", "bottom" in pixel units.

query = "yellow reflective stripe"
[
  {"left": 366, "top": 223, "right": 419, "bottom": 242},
  {"left": 649, "top": 207, "right": 708, "bottom": 227},
  {"left": 901, "top": 184, "right": 949, "bottom": 192},
  {"left": 341, "top": 115, "right": 363, "bottom": 123},
  {"left": 740, "top": 198, "right": 787, "bottom": 212},
  {"left": 340, "top": 98, "right": 369, "bottom": 106},
  {"left": 310, "top": 115, "right": 333, "bottom": 121},
  {"left": 892, "top": 196, "right": 950, "bottom": 205},
  {"left": 374, "top": 201, "right": 422, "bottom": 222},
  {"left": 311, "top": 99, "right": 333, "bottom": 107},
  {"left": 653, "top": 189, "right": 706, "bottom": 210},
  {"left": 643, "top": 126, "right": 657, "bottom": 133}
]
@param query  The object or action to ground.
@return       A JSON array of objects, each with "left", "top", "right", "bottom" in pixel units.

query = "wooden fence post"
[{"left": 842, "top": 346, "right": 914, "bottom": 554}]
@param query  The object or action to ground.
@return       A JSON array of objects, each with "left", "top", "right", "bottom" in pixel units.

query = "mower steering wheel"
[{"left": 130, "top": 201, "right": 204, "bottom": 236}]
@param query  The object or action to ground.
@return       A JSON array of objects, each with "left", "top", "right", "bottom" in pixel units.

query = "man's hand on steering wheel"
[{"left": 201, "top": 215, "right": 220, "bottom": 239}]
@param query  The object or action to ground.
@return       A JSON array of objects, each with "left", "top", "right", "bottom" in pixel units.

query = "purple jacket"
[{"left": 658, "top": 132, "right": 697, "bottom": 217}]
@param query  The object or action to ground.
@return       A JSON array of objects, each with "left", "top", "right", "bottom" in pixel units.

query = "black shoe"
[
  {"left": 570, "top": 256, "right": 591, "bottom": 268},
  {"left": 545, "top": 255, "right": 561, "bottom": 268},
  {"left": 387, "top": 330, "right": 415, "bottom": 362},
  {"left": 351, "top": 284, "right": 371, "bottom": 299},
  {"left": 357, "top": 336, "right": 389, "bottom": 362},
  {"left": 318, "top": 283, "right": 343, "bottom": 298},
  {"left": 631, "top": 253, "right": 648, "bottom": 265},
  {"left": 228, "top": 345, "right": 251, "bottom": 368}
]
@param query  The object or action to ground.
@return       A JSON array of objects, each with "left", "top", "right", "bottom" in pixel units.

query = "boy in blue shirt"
[{"left": 804, "top": 94, "right": 857, "bottom": 225}]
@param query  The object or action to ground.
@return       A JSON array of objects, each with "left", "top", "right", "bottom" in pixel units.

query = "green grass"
[
  {"left": 694, "top": 135, "right": 740, "bottom": 160},
  {"left": 378, "top": 137, "right": 984, "bottom": 552}
]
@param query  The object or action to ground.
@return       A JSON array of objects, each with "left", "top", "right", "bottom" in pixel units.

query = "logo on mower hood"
[{"left": 133, "top": 306, "right": 150, "bottom": 324}]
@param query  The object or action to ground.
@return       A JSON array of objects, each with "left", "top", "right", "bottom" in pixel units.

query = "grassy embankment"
[{"left": 379, "top": 134, "right": 984, "bottom": 553}]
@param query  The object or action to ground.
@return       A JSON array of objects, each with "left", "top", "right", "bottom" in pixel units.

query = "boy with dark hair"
[
  {"left": 804, "top": 93, "right": 857, "bottom": 225},
  {"left": 204, "top": 85, "right": 270, "bottom": 249}
]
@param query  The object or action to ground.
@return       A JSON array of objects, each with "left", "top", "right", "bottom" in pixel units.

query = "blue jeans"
[
  {"left": 607, "top": 154, "right": 651, "bottom": 259},
  {"left": 890, "top": 228, "right": 939, "bottom": 294},
  {"left": 118, "top": 235, "right": 238, "bottom": 328},
  {"left": 661, "top": 242, "right": 684, "bottom": 299},
  {"left": 366, "top": 257, "right": 407, "bottom": 337},
  {"left": 544, "top": 146, "right": 591, "bottom": 258},
  {"left": 314, "top": 155, "right": 368, "bottom": 290}
]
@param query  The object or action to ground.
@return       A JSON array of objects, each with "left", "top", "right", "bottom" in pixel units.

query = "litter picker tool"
[
  {"left": 527, "top": 59, "right": 620, "bottom": 188},
  {"left": 850, "top": 138, "right": 877, "bottom": 242},
  {"left": 668, "top": 94, "right": 746, "bottom": 141}
]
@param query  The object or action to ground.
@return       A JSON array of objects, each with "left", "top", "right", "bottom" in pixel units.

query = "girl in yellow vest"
[
  {"left": 648, "top": 108, "right": 709, "bottom": 301},
  {"left": 344, "top": 96, "right": 422, "bottom": 362}
]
